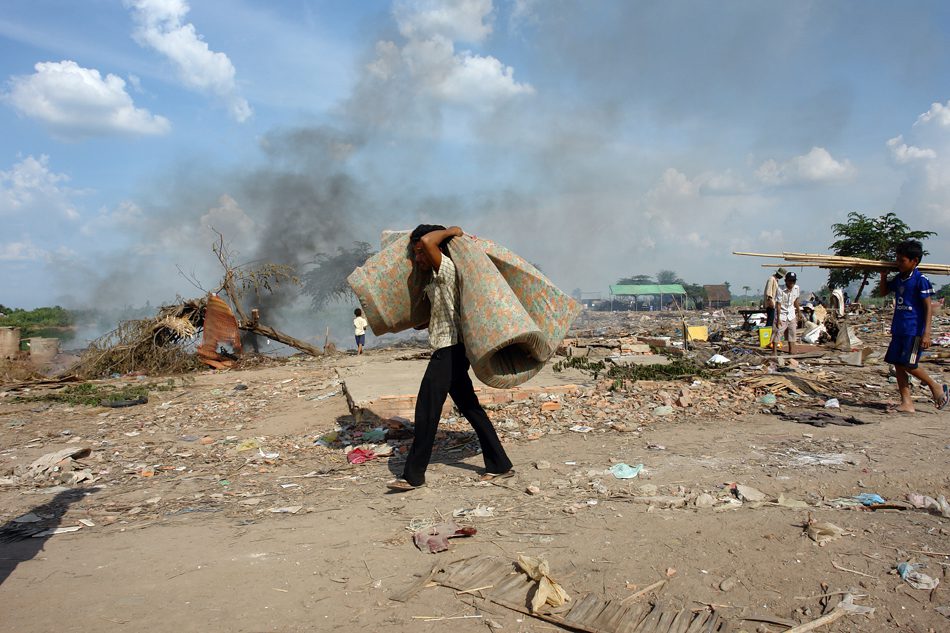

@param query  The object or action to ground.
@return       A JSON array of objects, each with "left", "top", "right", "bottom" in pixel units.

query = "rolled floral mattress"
[{"left": 347, "top": 232, "right": 580, "bottom": 389}]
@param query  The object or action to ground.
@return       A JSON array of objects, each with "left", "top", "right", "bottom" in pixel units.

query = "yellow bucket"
[{"left": 758, "top": 327, "right": 773, "bottom": 348}]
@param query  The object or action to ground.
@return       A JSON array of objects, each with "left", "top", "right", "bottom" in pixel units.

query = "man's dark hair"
[
  {"left": 410, "top": 224, "right": 451, "bottom": 254},
  {"left": 354, "top": 308, "right": 362, "bottom": 316},
  {"left": 895, "top": 239, "right": 924, "bottom": 263}
]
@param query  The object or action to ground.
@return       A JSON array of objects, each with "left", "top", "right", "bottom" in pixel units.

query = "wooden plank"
[
  {"left": 655, "top": 610, "right": 676, "bottom": 632},
  {"left": 576, "top": 599, "right": 612, "bottom": 629},
  {"left": 633, "top": 604, "right": 663, "bottom": 633},
  {"left": 590, "top": 600, "right": 630, "bottom": 631},
  {"left": 702, "top": 613, "right": 721, "bottom": 633},
  {"left": 388, "top": 564, "right": 440, "bottom": 602},
  {"left": 491, "top": 570, "right": 533, "bottom": 601},
  {"left": 446, "top": 556, "right": 497, "bottom": 586},
  {"left": 438, "top": 575, "right": 614, "bottom": 633},
  {"left": 668, "top": 610, "right": 692, "bottom": 633},
  {"left": 453, "top": 560, "right": 511, "bottom": 596},
  {"left": 617, "top": 604, "right": 647, "bottom": 633},
  {"left": 565, "top": 593, "right": 608, "bottom": 623},
  {"left": 684, "top": 612, "right": 710, "bottom": 633}
]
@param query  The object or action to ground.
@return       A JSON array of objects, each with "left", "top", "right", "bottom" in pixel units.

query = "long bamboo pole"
[{"left": 736, "top": 251, "right": 950, "bottom": 275}]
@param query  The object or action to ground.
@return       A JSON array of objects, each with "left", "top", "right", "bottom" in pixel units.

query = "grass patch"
[
  {"left": 15, "top": 382, "right": 154, "bottom": 406},
  {"left": 553, "top": 355, "right": 708, "bottom": 390}
]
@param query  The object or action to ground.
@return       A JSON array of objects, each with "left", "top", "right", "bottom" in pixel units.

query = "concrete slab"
[{"left": 336, "top": 350, "right": 594, "bottom": 421}]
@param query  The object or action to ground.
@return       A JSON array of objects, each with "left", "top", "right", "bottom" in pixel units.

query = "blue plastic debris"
[
  {"left": 854, "top": 493, "right": 886, "bottom": 506},
  {"left": 608, "top": 463, "right": 643, "bottom": 479}
]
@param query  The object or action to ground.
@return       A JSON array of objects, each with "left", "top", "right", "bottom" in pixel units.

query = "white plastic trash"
[{"left": 707, "top": 354, "right": 730, "bottom": 365}]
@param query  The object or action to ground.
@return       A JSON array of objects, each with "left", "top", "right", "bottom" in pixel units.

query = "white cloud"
[
  {"left": 395, "top": 0, "right": 493, "bottom": 43},
  {"left": 126, "top": 0, "right": 252, "bottom": 122},
  {"left": 0, "top": 155, "right": 81, "bottom": 221},
  {"left": 755, "top": 147, "right": 855, "bottom": 186},
  {"left": 887, "top": 135, "right": 936, "bottom": 164},
  {"left": 2, "top": 60, "right": 171, "bottom": 140},
  {"left": 437, "top": 49, "right": 535, "bottom": 104},
  {"left": 80, "top": 200, "right": 146, "bottom": 236},
  {"left": 360, "top": 0, "right": 532, "bottom": 116},
  {"left": 0, "top": 239, "right": 48, "bottom": 262},
  {"left": 914, "top": 100, "right": 950, "bottom": 128}
]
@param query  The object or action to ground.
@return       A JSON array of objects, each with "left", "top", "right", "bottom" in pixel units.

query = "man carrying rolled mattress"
[{"left": 387, "top": 224, "right": 514, "bottom": 492}]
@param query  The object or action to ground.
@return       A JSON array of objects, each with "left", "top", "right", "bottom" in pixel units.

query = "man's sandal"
[
  {"left": 386, "top": 479, "right": 425, "bottom": 492},
  {"left": 938, "top": 384, "right": 950, "bottom": 411},
  {"left": 479, "top": 470, "right": 515, "bottom": 482}
]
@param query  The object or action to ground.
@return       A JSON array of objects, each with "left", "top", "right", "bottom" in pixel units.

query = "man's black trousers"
[{"left": 402, "top": 343, "right": 512, "bottom": 486}]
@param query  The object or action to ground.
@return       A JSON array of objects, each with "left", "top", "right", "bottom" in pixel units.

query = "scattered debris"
[
  {"left": 516, "top": 554, "right": 571, "bottom": 613},
  {"left": 906, "top": 493, "right": 950, "bottom": 518},
  {"left": 897, "top": 562, "right": 940, "bottom": 590},
  {"left": 804, "top": 514, "right": 851, "bottom": 546},
  {"left": 413, "top": 522, "right": 477, "bottom": 554}
]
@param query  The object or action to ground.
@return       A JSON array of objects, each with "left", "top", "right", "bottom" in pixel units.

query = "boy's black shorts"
[{"left": 885, "top": 335, "right": 922, "bottom": 369}]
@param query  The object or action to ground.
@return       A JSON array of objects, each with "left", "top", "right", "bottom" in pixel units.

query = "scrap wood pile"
[
  {"left": 70, "top": 298, "right": 206, "bottom": 379},
  {"left": 740, "top": 372, "right": 834, "bottom": 396}
]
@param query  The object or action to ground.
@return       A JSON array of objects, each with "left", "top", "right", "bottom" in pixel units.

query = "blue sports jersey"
[{"left": 887, "top": 268, "right": 934, "bottom": 336}]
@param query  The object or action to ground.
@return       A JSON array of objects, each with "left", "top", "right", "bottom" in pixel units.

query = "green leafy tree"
[
  {"left": 656, "top": 270, "right": 680, "bottom": 285},
  {"left": 829, "top": 212, "right": 936, "bottom": 300},
  {"left": 616, "top": 274, "right": 654, "bottom": 285},
  {"left": 0, "top": 305, "right": 75, "bottom": 338},
  {"left": 936, "top": 284, "right": 950, "bottom": 301},
  {"left": 681, "top": 283, "right": 707, "bottom": 307}
]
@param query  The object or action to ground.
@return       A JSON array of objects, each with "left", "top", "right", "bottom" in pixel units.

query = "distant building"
[{"left": 703, "top": 284, "right": 731, "bottom": 308}]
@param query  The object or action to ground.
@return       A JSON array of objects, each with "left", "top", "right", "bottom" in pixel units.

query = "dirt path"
[{"left": 1, "top": 356, "right": 948, "bottom": 632}]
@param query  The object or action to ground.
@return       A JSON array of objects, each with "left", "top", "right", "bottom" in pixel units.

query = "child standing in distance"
[
  {"left": 878, "top": 239, "right": 949, "bottom": 413},
  {"left": 386, "top": 224, "right": 513, "bottom": 492},
  {"left": 353, "top": 308, "right": 368, "bottom": 355}
]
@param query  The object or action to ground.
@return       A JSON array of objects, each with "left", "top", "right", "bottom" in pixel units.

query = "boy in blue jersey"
[{"left": 878, "top": 239, "right": 949, "bottom": 413}]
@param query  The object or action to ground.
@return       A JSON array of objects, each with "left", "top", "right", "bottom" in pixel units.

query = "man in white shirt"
[
  {"left": 353, "top": 308, "right": 368, "bottom": 355},
  {"left": 763, "top": 267, "right": 786, "bottom": 327},
  {"left": 773, "top": 271, "right": 802, "bottom": 356},
  {"left": 387, "top": 224, "right": 513, "bottom": 492}
]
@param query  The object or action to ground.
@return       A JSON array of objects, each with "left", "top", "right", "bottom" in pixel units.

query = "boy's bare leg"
[
  {"left": 895, "top": 365, "right": 915, "bottom": 412},
  {"left": 908, "top": 366, "right": 944, "bottom": 406}
]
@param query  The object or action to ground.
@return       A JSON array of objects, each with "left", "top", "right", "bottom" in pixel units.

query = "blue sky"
[{"left": 2, "top": 0, "right": 950, "bottom": 313}]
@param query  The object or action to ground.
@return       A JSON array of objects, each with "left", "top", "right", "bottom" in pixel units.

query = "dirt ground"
[{"left": 1, "top": 350, "right": 949, "bottom": 633}]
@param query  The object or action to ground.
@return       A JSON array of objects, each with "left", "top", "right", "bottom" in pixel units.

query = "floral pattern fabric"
[{"left": 347, "top": 232, "right": 581, "bottom": 388}]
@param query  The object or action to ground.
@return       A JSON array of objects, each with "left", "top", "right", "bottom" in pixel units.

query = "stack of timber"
[{"left": 733, "top": 251, "right": 950, "bottom": 276}]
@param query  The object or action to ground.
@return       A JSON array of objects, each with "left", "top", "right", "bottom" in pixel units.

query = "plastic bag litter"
[
  {"left": 805, "top": 517, "right": 851, "bottom": 546},
  {"left": 452, "top": 505, "right": 495, "bottom": 518},
  {"left": 824, "top": 398, "right": 840, "bottom": 409},
  {"left": 897, "top": 562, "right": 940, "bottom": 590},
  {"left": 707, "top": 354, "right": 730, "bottom": 365},
  {"left": 608, "top": 463, "right": 643, "bottom": 479},
  {"left": 801, "top": 323, "right": 825, "bottom": 344},
  {"left": 853, "top": 492, "right": 885, "bottom": 506},
  {"left": 413, "top": 521, "right": 477, "bottom": 554},
  {"left": 906, "top": 493, "right": 950, "bottom": 518},
  {"left": 516, "top": 555, "right": 571, "bottom": 613}
]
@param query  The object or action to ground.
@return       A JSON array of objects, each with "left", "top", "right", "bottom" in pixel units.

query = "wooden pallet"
[{"left": 430, "top": 555, "right": 728, "bottom": 633}]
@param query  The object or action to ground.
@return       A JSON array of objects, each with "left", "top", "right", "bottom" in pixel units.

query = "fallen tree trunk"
[{"left": 239, "top": 321, "right": 323, "bottom": 356}]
